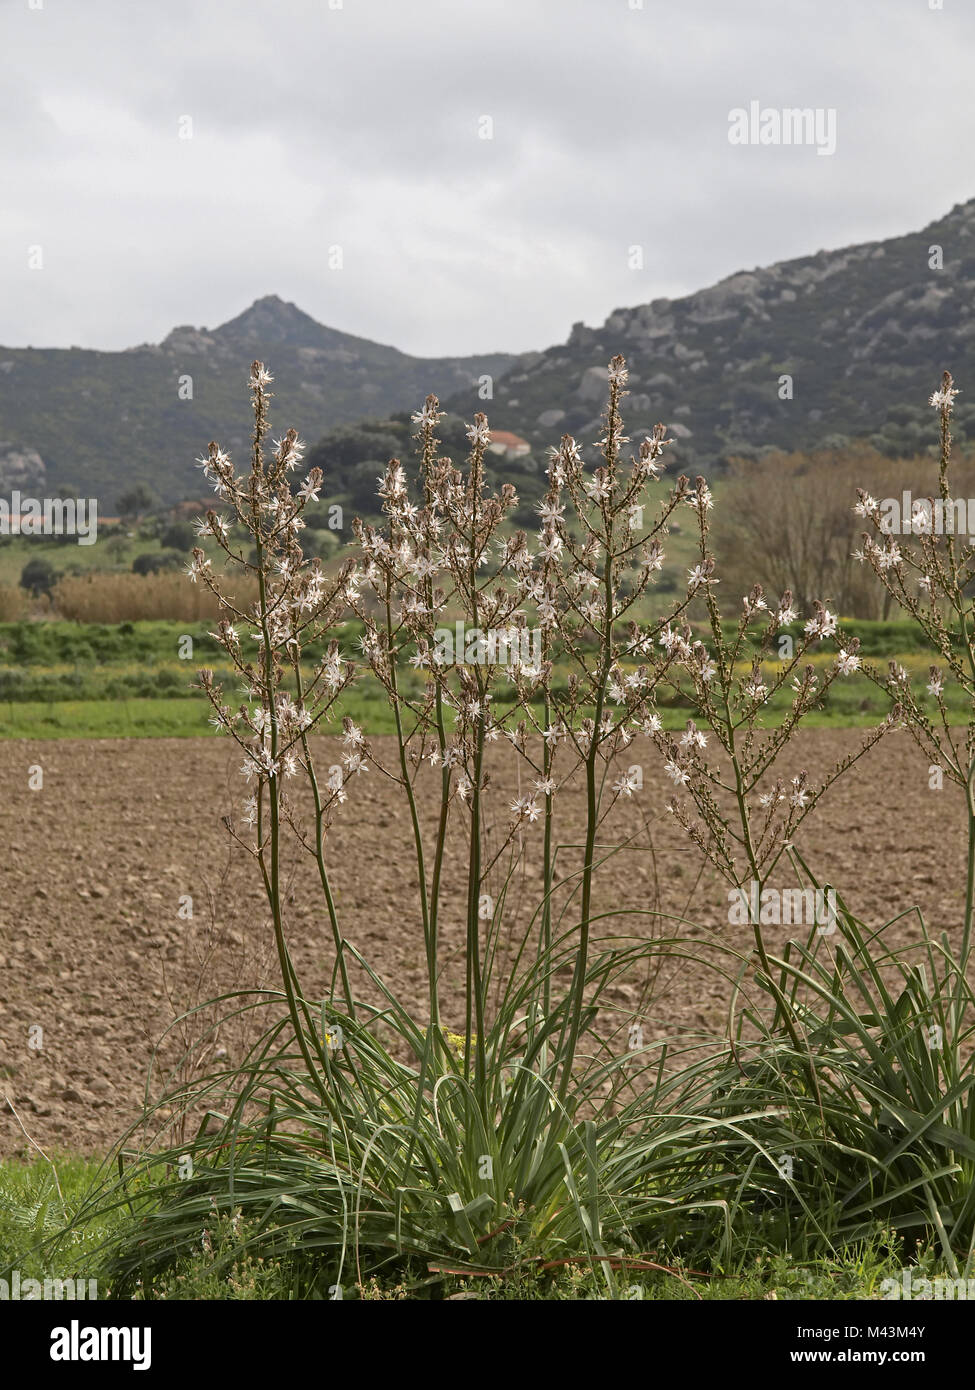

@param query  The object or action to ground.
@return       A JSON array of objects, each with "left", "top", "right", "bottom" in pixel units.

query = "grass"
[
  {"left": 0, "top": 692, "right": 931, "bottom": 740},
  {"left": 0, "top": 698, "right": 215, "bottom": 738},
  {"left": 0, "top": 533, "right": 159, "bottom": 587},
  {"left": 0, "top": 616, "right": 958, "bottom": 738},
  {"left": 0, "top": 1152, "right": 916, "bottom": 1300}
]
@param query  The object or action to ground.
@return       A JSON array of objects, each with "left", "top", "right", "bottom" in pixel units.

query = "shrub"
[
  {"left": 19, "top": 557, "right": 57, "bottom": 596},
  {"left": 159, "top": 521, "right": 197, "bottom": 552},
  {"left": 132, "top": 548, "right": 184, "bottom": 575}
]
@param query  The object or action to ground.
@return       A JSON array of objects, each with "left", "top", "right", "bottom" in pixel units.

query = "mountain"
[
  {"left": 447, "top": 198, "right": 975, "bottom": 468},
  {"left": 0, "top": 296, "right": 518, "bottom": 504},
  {"left": 4, "top": 197, "right": 975, "bottom": 510}
]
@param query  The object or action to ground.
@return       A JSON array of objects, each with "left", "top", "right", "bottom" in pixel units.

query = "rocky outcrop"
[{"left": 0, "top": 443, "right": 46, "bottom": 492}]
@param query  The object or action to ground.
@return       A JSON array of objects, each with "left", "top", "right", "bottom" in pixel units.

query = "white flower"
[
  {"left": 659, "top": 623, "right": 689, "bottom": 658},
  {"left": 185, "top": 555, "right": 211, "bottom": 584},
  {"left": 687, "top": 564, "right": 715, "bottom": 593},
  {"left": 686, "top": 482, "right": 713, "bottom": 514},
  {"left": 536, "top": 534, "right": 563, "bottom": 563},
  {"left": 322, "top": 653, "right": 344, "bottom": 690},
  {"left": 273, "top": 436, "right": 305, "bottom": 471},
  {"left": 643, "top": 540, "right": 664, "bottom": 572},
  {"left": 877, "top": 541, "right": 901, "bottom": 571},
  {"left": 789, "top": 776, "right": 809, "bottom": 809},
  {"left": 607, "top": 358, "right": 628, "bottom": 386},
  {"left": 930, "top": 384, "right": 960, "bottom": 410},
  {"left": 613, "top": 771, "right": 639, "bottom": 797},
  {"left": 537, "top": 499, "right": 565, "bottom": 524},
  {"left": 679, "top": 723, "right": 707, "bottom": 750},
  {"left": 836, "top": 649, "right": 861, "bottom": 675},
  {"left": 664, "top": 758, "right": 690, "bottom": 786},
  {"left": 803, "top": 606, "right": 838, "bottom": 640},
  {"left": 411, "top": 400, "right": 442, "bottom": 427},
  {"left": 537, "top": 597, "right": 557, "bottom": 627}
]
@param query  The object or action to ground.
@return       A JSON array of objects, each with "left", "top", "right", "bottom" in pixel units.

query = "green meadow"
[{"left": 0, "top": 617, "right": 956, "bottom": 738}]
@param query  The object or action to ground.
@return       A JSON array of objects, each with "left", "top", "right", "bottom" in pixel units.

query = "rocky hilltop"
[
  {"left": 0, "top": 297, "right": 516, "bottom": 504},
  {"left": 462, "top": 198, "right": 975, "bottom": 466}
]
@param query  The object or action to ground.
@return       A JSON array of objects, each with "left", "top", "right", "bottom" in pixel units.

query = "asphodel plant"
[
  {"left": 188, "top": 356, "right": 706, "bottom": 1110},
  {"left": 342, "top": 355, "right": 699, "bottom": 1102},
  {"left": 189, "top": 353, "right": 881, "bottom": 1119},
  {"left": 647, "top": 487, "right": 893, "bottom": 1033},
  {"left": 846, "top": 371, "right": 975, "bottom": 1034},
  {"left": 189, "top": 361, "right": 360, "bottom": 1090}
]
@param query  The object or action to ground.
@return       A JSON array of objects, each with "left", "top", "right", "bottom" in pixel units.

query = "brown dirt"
[{"left": 0, "top": 728, "right": 966, "bottom": 1158}]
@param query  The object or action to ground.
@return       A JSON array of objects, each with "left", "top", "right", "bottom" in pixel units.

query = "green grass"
[
  {"left": 0, "top": 690, "right": 921, "bottom": 740},
  {"left": 0, "top": 1155, "right": 122, "bottom": 1283},
  {"left": 0, "top": 532, "right": 186, "bottom": 587},
  {"left": 0, "top": 616, "right": 958, "bottom": 738},
  {"left": 0, "top": 1152, "right": 917, "bottom": 1300},
  {"left": 0, "top": 698, "right": 216, "bottom": 738}
]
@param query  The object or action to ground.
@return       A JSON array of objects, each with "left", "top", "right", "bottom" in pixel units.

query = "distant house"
[{"left": 486, "top": 430, "right": 532, "bottom": 460}]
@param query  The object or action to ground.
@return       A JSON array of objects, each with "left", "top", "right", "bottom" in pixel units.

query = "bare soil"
[{"left": 0, "top": 728, "right": 964, "bottom": 1158}]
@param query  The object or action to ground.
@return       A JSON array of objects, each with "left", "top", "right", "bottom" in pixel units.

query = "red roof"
[{"left": 489, "top": 430, "right": 530, "bottom": 450}]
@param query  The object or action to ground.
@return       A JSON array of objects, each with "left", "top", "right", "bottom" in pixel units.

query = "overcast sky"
[{"left": 2, "top": 0, "right": 973, "bottom": 358}]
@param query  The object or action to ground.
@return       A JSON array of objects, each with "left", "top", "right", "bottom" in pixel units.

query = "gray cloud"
[{"left": 1, "top": 0, "right": 973, "bottom": 356}]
